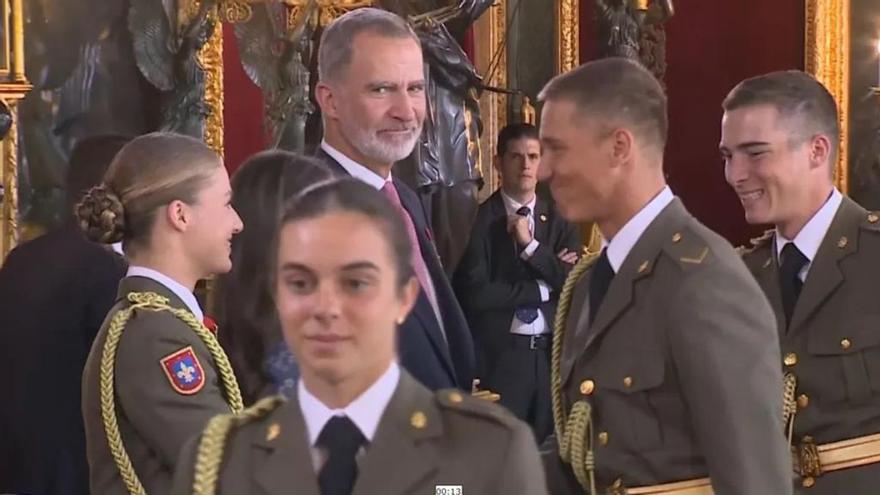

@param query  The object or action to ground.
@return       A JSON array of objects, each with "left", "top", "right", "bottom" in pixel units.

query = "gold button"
[
  {"left": 797, "top": 394, "right": 810, "bottom": 409},
  {"left": 638, "top": 260, "right": 650, "bottom": 274},
  {"left": 672, "top": 232, "right": 682, "bottom": 243},
  {"left": 784, "top": 353, "right": 798, "bottom": 367},
  {"left": 580, "top": 379, "right": 595, "bottom": 396},
  {"left": 598, "top": 431, "right": 609, "bottom": 445},
  {"left": 448, "top": 391, "right": 463, "bottom": 404},
  {"left": 838, "top": 236, "right": 848, "bottom": 249},
  {"left": 841, "top": 338, "right": 852, "bottom": 350},
  {"left": 869, "top": 213, "right": 879, "bottom": 224},
  {"left": 623, "top": 376, "right": 633, "bottom": 388},
  {"left": 410, "top": 411, "right": 427, "bottom": 429},
  {"left": 802, "top": 476, "right": 815, "bottom": 488}
]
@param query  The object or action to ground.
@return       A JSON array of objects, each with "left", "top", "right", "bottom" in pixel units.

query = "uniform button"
[
  {"left": 784, "top": 353, "right": 798, "bottom": 367},
  {"left": 797, "top": 394, "right": 810, "bottom": 409},
  {"left": 841, "top": 338, "right": 852, "bottom": 350},
  {"left": 802, "top": 476, "right": 815, "bottom": 488},
  {"left": 580, "top": 379, "right": 595, "bottom": 395},
  {"left": 869, "top": 213, "right": 879, "bottom": 224},
  {"left": 623, "top": 376, "right": 633, "bottom": 388},
  {"left": 598, "top": 431, "right": 609, "bottom": 445},
  {"left": 448, "top": 391, "right": 463, "bottom": 404},
  {"left": 672, "top": 232, "right": 682, "bottom": 243}
]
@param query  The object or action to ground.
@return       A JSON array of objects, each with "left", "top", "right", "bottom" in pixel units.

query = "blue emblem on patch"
[{"left": 160, "top": 346, "right": 205, "bottom": 395}]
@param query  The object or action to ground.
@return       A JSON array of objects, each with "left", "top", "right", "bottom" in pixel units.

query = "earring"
[{"left": 396, "top": 316, "right": 405, "bottom": 325}]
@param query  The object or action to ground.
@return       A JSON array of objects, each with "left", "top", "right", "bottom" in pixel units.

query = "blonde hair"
[{"left": 75, "top": 132, "right": 221, "bottom": 255}]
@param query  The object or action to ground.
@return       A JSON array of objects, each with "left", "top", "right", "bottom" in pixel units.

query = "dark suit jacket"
[
  {"left": 0, "top": 223, "right": 126, "bottom": 495},
  {"left": 742, "top": 196, "right": 880, "bottom": 494},
  {"left": 316, "top": 149, "right": 475, "bottom": 391},
  {"left": 172, "top": 371, "right": 548, "bottom": 495},
  {"left": 82, "top": 277, "right": 237, "bottom": 495},
  {"left": 543, "top": 198, "right": 791, "bottom": 495},
  {"left": 453, "top": 190, "right": 580, "bottom": 374}
]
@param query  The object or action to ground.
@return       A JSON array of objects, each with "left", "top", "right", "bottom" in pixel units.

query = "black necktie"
[
  {"left": 317, "top": 416, "right": 365, "bottom": 495},
  {"left": 779, "top": 242, "right": 808, "bottom": 328},
  {"left": 513, "top": 205, "right": 540, "bottom": 323},
  {"left": 588, "top": 248, "right": 614, "bottom": 326}
]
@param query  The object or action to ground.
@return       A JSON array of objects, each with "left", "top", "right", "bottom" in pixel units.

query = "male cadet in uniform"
[
  {"left": 454, "top": 123, "right": 580, "bottom": 442},
  {"left": 538, "top": 58, "right": 791, "bottom": 495},
  {"left": 312, "top": 7, "right": 475, "bottom": 393},
  {"left": 722, "top": 70, "right": 880, "bottom": 493}
]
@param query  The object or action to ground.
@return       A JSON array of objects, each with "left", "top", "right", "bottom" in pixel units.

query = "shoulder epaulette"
[
  {"left": 736, "top": 229, "right": 774, "bottom": 256},
  {"left": 661, "top": 228, "right": 711, "bottom": 267},
  {"left": 434, "top": 389, "right": 517, "bottom": 427}
]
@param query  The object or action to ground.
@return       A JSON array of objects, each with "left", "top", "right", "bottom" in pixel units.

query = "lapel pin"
[
  {"left": 763, "top": 258, "right": 772, "bottom": 269},
  {"left": 637, "top": 260, "right": 650, "bottom": 274},
  {"left": 868, "top": 213, "right": 879, "bottom": 224},
  {"left": 410, "top": 411, "right": 427, "bottom": 430},
  {"left": 540, "top": 214, "right": 548, "bottom": 222},
  {"left": 837, "top": 236, "right": 848, "bottom": 249},
  {"left": 266, "top": 423, "right": 281, "bottom": 442},
  {"left": 672, "top": 232, "right": 682, "bottom": 243}
]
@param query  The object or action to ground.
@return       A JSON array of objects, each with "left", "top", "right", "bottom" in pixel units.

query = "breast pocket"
[
  {"left": 807, "top": 320, "right": 880, "bottom": 404},
  {"left": 594, "top": 350, "right": 667, "bottom": 450}
]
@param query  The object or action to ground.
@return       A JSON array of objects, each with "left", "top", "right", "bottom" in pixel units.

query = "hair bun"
[{"left": 75, "top": 185, "right": 125, "bottom": 244}]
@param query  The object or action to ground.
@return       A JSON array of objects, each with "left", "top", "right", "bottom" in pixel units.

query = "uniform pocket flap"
[
  {"left": 594, "top": 351, "right": 666, "bottom": 393},
  {"left": 807, "top": 320, "right": 880, "bottom": 356}
]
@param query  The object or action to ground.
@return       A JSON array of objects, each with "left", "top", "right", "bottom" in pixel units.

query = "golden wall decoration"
[
  {"left": 556, "top": 0, "right": 580, "bottom": 73},
  {"left": 472, "top": 0, "right": 507, "bottom": 201},
  {"left": 805, "top": 0, "right": 850, "bottom": 194},
  {"left": 1, "top": 101, "right": 18, "bottom": 259},
  {"left": 287, "top": 0, "right": 373, "bottom": 27},
  {"left": 201, "top": 6, "right": 225, "bottom": 156}
]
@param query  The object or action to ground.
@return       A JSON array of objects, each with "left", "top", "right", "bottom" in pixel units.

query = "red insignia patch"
[
  {"left": 203, "top": 316, "right": 218, "bottom": 335},
  {"left": 159, "top": 346, "right": 205, "bottom": 395}
]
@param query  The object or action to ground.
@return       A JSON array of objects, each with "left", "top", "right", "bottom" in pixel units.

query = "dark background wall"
[{"left": 848, "top": 0, "right": 880, "bottom": 210}]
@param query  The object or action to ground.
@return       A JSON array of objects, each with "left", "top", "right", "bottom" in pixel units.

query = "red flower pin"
[{"left": 203, "top": 316, "right": 218, "bottom": 335}]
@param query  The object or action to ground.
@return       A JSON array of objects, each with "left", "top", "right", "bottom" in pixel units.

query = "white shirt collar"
[
  {"left": 298, "top": 362, "right": 400, "bottom": 445},
  {"left": 603, "top": 186, "right": 675, "bottom": 273},
  {"left": 125, "top": 266, "right": 204, "bottom": 321},
  {"left": 775, "top": 188, "right": 843, "bottom": 264},
  {"left": 320, "top": 140, "right": 391, "bottom": 190},
  {"left": 500, "top": 190, "right": 537, "bottom": 217}
]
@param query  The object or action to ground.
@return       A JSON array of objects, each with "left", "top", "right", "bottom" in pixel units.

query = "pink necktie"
[{"left": 381, "top": 181, "right": 440, "bottom": 316}]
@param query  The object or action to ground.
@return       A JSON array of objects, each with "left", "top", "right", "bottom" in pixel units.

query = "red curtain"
[
  {"left": 222, "top": 22, "right": 266, "bottom": 175},
  {"left": 579, "top": 1, "right": 805, "bottom": 246}
]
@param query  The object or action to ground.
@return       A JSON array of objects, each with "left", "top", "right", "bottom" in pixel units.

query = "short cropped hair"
[
  {"left": 722, "top": 70, "right": 839, "bottom": 162},
  {"left": 318, "top": 8, "right": 420, "bottom": 84},
  {"left": 496, "top": 123, "right": 539, "bottom": 156},
  {"left": 538, "top": 58, "right": 668, "bottom": 153}
]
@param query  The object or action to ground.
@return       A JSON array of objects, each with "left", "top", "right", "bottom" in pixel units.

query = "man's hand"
[
  {"left": 507, "top": 215, "right": 533, "bottom": 246},
  {"left": 557, "top": 248, "right": 579, "bottom": 265}
]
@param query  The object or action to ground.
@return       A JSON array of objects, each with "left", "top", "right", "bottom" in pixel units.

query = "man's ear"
[
  {"left": 609, "top": 127, "right": 636, "bottom": 167},
  {"left": 315, "top": 82, "right": 338, "bottom": 119},
  {"left": 807, "top": 133, "right": 833, "bottom": 171}
]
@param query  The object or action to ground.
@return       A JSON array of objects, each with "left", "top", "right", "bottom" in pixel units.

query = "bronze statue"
[
  {"left": 235, "top": 0, "right": 318, "bottom": 151},
  {"left": 380, "top": 0, "right": 493, "bottom": 273},
  {"left": 595, "top": 0, "right": 674, "bottom": 63},
  {"left": 129, "top": 0, "right": 217, "bottom": 138}
]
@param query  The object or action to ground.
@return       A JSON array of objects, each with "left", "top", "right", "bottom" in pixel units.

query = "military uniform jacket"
[
  {"left": 82, "top": 276, "right": 236, "bottom": 495},
  {"left": 543, "top": 198, "right": 791, "bottom": 495},
  {"left": 172, "top": 371, "right": 548, "bottom": 495},
  {"left": 742, "top": 196, "right": 880, "bottom": 493}
]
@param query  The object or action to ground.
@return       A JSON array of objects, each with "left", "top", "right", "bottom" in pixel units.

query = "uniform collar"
[
  {"left": 125, "top": 265, "right": 203, "bottom": 321},
  {"left": 298, "top": 362, "right": 400, "bottom": 445},
  {"left": 320, "top": 140, "right": 391, "bottom": 190},
  {"left": 775, "top": 188, "right": 842, "bottom": 264},
  {"left": 604, "top": 186, "right": 675, "bottom": 273}
]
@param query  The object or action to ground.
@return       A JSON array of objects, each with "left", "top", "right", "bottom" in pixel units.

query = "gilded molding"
[
  {"left": 2, "top": 100, "right": 19, "bottom": 259},
  {"left": 11, "top": 0, "right": 24, "bottom": 81},
  {"left": 556, "top": 0, "right": 579, "bottom": 73},
  {"left": 286, "top": 0, "right": 373, "bottom": 27},
  {"left": 472, "top": 0, "right": 506, "bottom": 200},
  {"left": 201, "top": 5, "right": 225, "bottom": 156},
  {"left": 805, "top": 0, "right": 849, "bottom": 193},
  {"left": 221, "top": 0, "right": 253, "bottom": 23}
]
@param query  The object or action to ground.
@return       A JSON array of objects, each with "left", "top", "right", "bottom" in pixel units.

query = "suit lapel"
[
  {"left": 789, "top": 198, "right": 861, "bottom": 333},
  {"left": 561, "top": 273, "right": 591, "bottom": 387},
  {"left": 533, "top": 196, "right": 549, "bottom": 244},
  {"left": 253, "top": 398, "right": 320, "bottom": 495},
  {"left": 314, "top": 147, "right": 348, "bottom": 176},
  {"left": 753, "top": 240, "right": 787, "bottom": 337},
  {"left": 354, "top": 373, "right": 441, "bottom": 495}
]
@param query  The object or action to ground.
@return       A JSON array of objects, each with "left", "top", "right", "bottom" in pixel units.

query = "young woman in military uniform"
[
  {"left": 77, "top": 132, "right": 244, "bottom": 495},
  {"left": 171, "top": 179, "right": 548, "bottom": 495}
]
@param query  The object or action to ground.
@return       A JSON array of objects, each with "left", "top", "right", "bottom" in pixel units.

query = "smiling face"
[
  {"left": 274, "top": 210, "right": 418, "bottom": 389},
  {"left": 720, "top": 104, "right": 831, "bottom": 232},
  {"left": 317, "top": 32, "right": 425, "bottom": 172},
  {"left": 183, "top": 165, "right": 243, "bottom": 277}
]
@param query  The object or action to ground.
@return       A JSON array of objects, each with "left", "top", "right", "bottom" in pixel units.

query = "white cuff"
[
  {"left": 537, "top": 280, "right": 550, "bottom": 302},
  {"left": 520, "top": 239, "right": 539, "bottom": 260}
]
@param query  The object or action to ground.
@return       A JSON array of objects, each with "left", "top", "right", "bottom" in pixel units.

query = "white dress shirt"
[
  {"left": 320, "top": 140, "right": 389, "bottom": 189},
  {"left": 775, "top": 188, "right": 843, "bottom": 282},
  {"left": 298, "top": 362, "right": 400, "bottom": 471},
  {"left": 125, "top": 266, "right": 204, "bottom": 321},
  {"left": 500, "top": 191, "right": 551, "bottom": 336},
  {"left": 603, "top": 186, "right": 675, "bottom": 273}
]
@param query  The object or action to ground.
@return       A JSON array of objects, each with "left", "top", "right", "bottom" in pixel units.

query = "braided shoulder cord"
[
  {"left": 99, "top": 292, "right": 244, "bottom": 495},
  {"left": 192, "top": 395, "right": 284, "bottom": 495},
  {"left": 551, "top": 252, "right": 600, "bottom": 494}
]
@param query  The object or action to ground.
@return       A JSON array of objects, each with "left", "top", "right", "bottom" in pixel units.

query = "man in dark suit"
[
  {"left": 538, "top": 58, "right": 791, "bottom": 495},
  {"left": 0, "top": 135, "right": 129, "bottom": 495},
  {"left": 453, "top": 123, "right": 579, "bottom": 441},
  {"left": 311, "top": 8, "right": 475, "bottom": 392},
  {"left": 723, "top": 70, "right": 880, "bottom": 494}
]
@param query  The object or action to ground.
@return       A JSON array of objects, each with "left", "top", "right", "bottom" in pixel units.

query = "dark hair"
[
  {"left": 496, "top": 123, "right": 539, "bottom": 156},
  {"left": 318, "top": 7, "right": 420, "bottom": 84},
  {"left": 538, "top": 57, "right": 668, "bottom": 153},
  {"left": 66, "top": 135, "right": 133, "bottom": 209},
  {"left": 215, "top": 151, "right": 331, "bottom": 404},
  {"left": 275, "top": 179, "right": 413, "bottom": 290},
  {"left": 74, "top": 132, "right": 220, "bottom": 253},
  {"left": 722, "top": 70, "right": 839, "bottom": 162}
]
